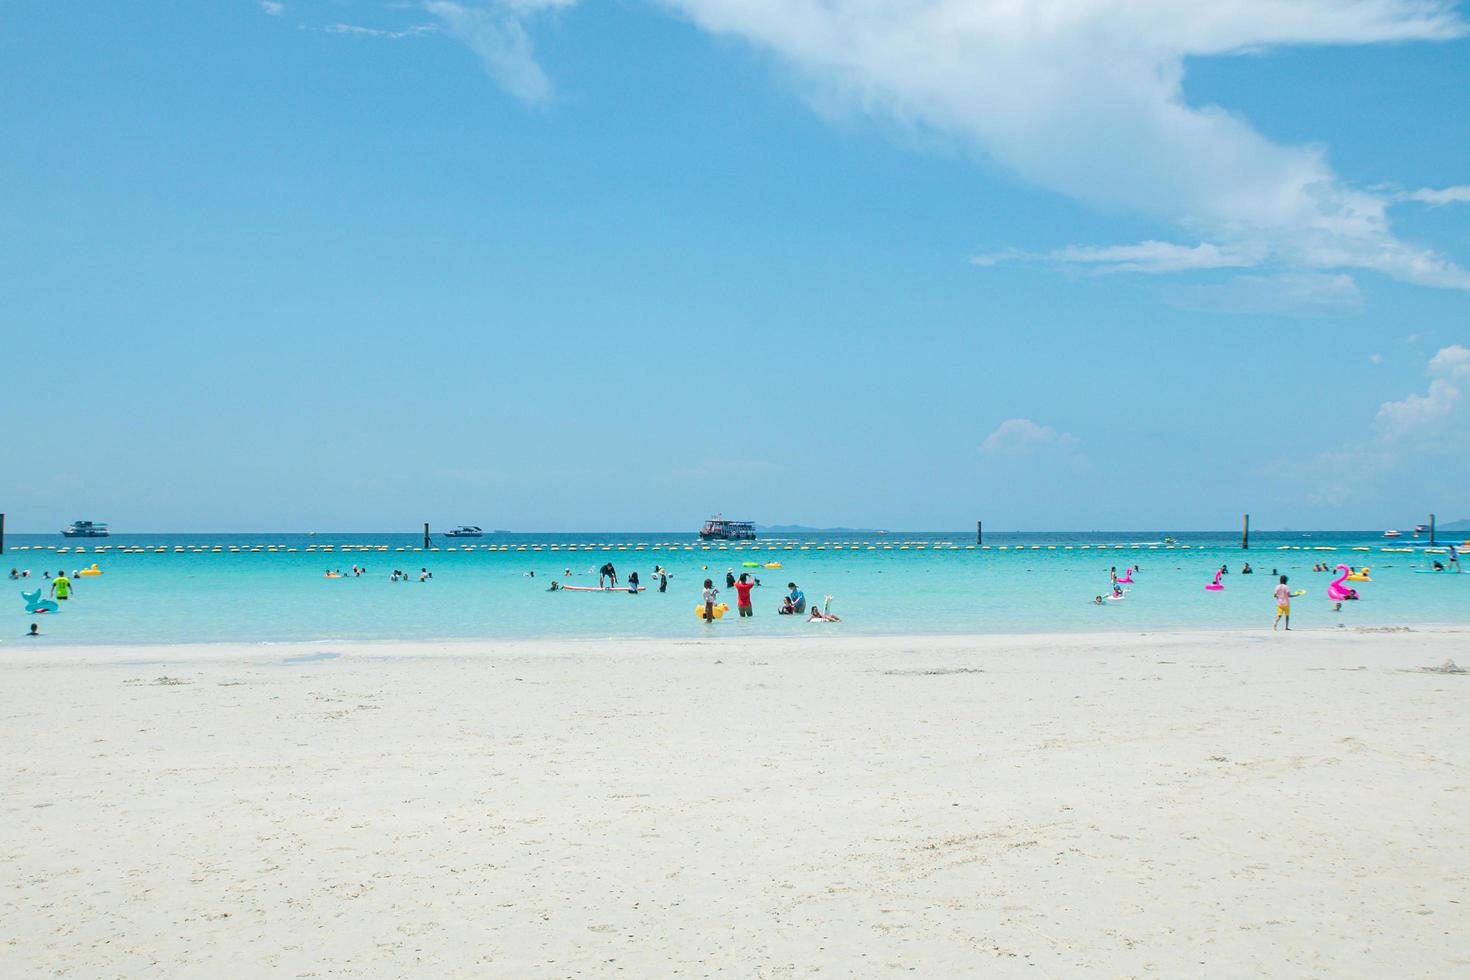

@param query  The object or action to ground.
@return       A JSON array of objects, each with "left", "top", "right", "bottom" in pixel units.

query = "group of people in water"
[
  {"left": 319, "top": 566, "right": 434, "bottom": 582},
  {"left": 538, "top": 561, "right": 838, "bottom": 622}
]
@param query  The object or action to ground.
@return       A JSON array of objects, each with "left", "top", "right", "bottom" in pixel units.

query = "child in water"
[{"left": 702, "top": 579, "right": 718, "bottom": 622}]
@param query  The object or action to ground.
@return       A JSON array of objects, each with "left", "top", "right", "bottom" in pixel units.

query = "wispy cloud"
[
  {"left": 974, "top": 240, "right": 1263, "bottom": 275},
  {"left": 979, "top": 419, "right": 1082, "bottom": 462},
  {"left": 424, "top": 0, "right": 572, "bottom": 104},
  {"left": 1161, "top": 272, "right": 1364, "bottom": 317},
  {"left": 260, "top": 1, "right": 285, "bottom": 15},
  {"left": 311, "top": 22, "right": 439, "bottom": 40},
  {"left": 652, "top": 0, "right": 1469, "bottom": 291},
  {"left": 1394, "top": 185, "right": 1470, "bottom": 206}
]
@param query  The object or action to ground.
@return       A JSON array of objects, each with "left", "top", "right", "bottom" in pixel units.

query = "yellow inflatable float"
[
  {"left": 1347, "top": 567, "right": 1372, "bottom": 582},
  {"left": 77, "top": 563, "right": 103, "bottom": 577},
  {"left": 696, "top": 602, "right": 730, "bottom": 620},
  {"left": 762, "top": 562, "right": 782, "bottom": 569}
]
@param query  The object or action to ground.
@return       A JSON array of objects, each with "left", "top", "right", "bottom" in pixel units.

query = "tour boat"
[
  {"left": 443, "top": 525, "right": 484, "bottom": 538},
  {"left": 61, "top": 521, "right": 110, "bottom": 538},
  {"left": 699, "top": 517, "right": 757, "bottom": 541}
]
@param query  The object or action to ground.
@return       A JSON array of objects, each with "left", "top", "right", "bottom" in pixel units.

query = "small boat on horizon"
[
  {"left": 1383, "top": 529, "right": 1402, "bottom": 538},
  {"left": 443, "top": 525, "right": 485, "bottom": 538},
  {"left": 61, "top": 520, "right": 110, "bottom": 538}
]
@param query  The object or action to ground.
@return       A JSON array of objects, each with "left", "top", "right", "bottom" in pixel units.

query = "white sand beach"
[{"left": 3, "top": 628, "right": 1468, "bottom": 976}]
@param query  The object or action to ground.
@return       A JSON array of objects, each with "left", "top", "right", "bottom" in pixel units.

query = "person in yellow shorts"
[{"left": 1272, "top": 575, "right": 1291, "bottom": 631}]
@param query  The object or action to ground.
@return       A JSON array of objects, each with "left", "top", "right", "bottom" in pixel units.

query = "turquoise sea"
[{"left": 5, "top": 531, "right": 1466, "bottom": 645}]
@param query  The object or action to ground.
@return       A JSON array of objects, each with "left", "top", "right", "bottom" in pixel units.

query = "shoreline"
[{"left": 6, "top": 621, "right": 1468, "bottom": 663}]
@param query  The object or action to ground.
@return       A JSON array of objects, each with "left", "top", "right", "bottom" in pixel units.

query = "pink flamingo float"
[
  {"left": 1326, "top": 564, "right": 1359, "bottom": 601},
  {"left": 1117, "top": 566, "right": 1135, "bottom": 584},
  {"left": 1205, "top": 568, "right": 1224, "bottom": 591}
]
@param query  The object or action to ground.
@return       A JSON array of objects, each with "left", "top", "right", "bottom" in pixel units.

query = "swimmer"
[
  {"left": 7, "top": 569, "right": 16, "bottom": 580},
  {"left": 658, "top": 570, "right": 668, "bottom": 593},
  {"left": 628, "top": 571, "right": 641, "bottom": 594},
  {"left": 1272, "top": 575, "right": 1291, "bottom": 631},
  {"left": 725, "top": 568, "right": 736, "bottom": 588},
  {"left": 27, "top": 623, "right": 39, "bottom": 637},
  {"left": 1432, "top": 560, "right": 1446, "bottom": 572},
  {"left": 547, "top": 580, "right": 561, "bottom": 592},
  {"left": 702, "top": 579, "right": 718, "bottom": 623},
  {"left": 1093, "top": 595, "right": 1105, "bottom": 605},
  {"left": 1241, "top": 563, "right": 1253, "bottom": 574},
  {"left": 807, "top": 605, "right": 841, "bottom": 623}
]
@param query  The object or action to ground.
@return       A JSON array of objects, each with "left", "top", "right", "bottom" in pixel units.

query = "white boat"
[
  {"left": 61, "top": 520, "right": 110, "bottom": 538},
  {"left": 1383, "top": 529, "right": 1402, "bottom": 538},
  {"left": 443, "top": 525, "right": 484, "bottom": 538}
]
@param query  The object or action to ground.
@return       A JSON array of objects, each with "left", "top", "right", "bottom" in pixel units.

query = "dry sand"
[{"left": 3, "top": 628, "right": 1468, "bottom": 976}]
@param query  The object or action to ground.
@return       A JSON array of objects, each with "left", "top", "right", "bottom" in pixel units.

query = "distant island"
[{"left": 1438, "top": 518, "right": 1470, "bottom": 532}]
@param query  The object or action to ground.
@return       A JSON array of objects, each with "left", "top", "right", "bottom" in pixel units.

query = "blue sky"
[{"left": 2, "top": 1, "right": 1467, "bottom": 532}]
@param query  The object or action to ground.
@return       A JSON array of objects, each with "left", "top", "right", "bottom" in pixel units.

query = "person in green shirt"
[{"left": 51, "top": 572, "right": 72, "bottom": 601}]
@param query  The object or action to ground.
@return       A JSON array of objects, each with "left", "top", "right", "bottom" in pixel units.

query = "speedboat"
[
  {"left": 444, "top": 525, "right": 484, "bottom": 538},
  {"left": 1383, "top": 529, "right": 1402, "bottom": 538},
  {"left": 61, "top": 520, "right": 110, "bottom": 538}
]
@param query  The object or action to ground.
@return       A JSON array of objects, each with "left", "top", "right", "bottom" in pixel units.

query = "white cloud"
[
  {"left": 976, "top": 240, "right": 1262, "bottom": 275},
  {"left": 650, "top": 0, "right": 1469, "bottom": 290},
  {"left": 1161, "top": 272, "right": 1364, "bottom": 316},
  {"left": 1374, "top": 378, "right": 1461, "bottom": 440},
  {"left": 1370, "top": 352, "right": 1383, "bottom": 364},
  {"left": 1295, "top": 344, "right": 1470, "bottom": 502},
  {"left": 979, "top": 418, "right": 1079, "bottom": 458},
  {"left": 260, "top": 1, "right": 285, "bottom": 15},
  {"left": 314, "top": 22, "right": 439, "bottom": 40},
  {"left": 424, "top": 0, "right": 570, "bottom": 103},
  {"left": 1395, "top": 185, "right": 1470, "bottom": 206},
  {"left": 1428, "top": 343, "right": 1470, "bottom": 382}
]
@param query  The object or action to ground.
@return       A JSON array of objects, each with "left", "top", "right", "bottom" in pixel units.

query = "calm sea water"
[{"left": 5, "top": 531, "right": 1466, "bottom": 645}]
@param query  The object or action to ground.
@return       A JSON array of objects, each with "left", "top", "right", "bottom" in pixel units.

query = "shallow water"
[{"left": 4, "top": 531, "right": 1465, "bottom": 644}]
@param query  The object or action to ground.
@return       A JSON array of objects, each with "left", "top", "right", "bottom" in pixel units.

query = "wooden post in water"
[
  {"left": 0, "top": 512, "right": 5, "bottom": 556},
  {"left": 1429, "top": 513, "right": 1436, "bottom": 546},
  {"left": 1241, "top": 513, "right": 1250, "bottom": 550},
  {"left": 976, "top": 521, "right": 983, "bottom": 546},
  {"left": 423, "top": 523, "right": 431, "bottom": 549}
]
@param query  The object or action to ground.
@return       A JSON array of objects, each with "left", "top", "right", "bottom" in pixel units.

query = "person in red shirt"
[{"left": 734, "top": 572, "right": 756, "bottom": 617}]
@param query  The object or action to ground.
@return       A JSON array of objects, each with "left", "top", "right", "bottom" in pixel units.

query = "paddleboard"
[{"left": 559, "top": 585, "right": 646, "bottom": 592}]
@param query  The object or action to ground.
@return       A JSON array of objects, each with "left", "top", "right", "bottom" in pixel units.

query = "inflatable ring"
[
  {"left": 696, "top": 602, "right": 730, "bottom": 620},
  {"left": 762, "top": 562, "right": 782, "bottom": 569},
  {"left": 1346, "top": 567, "right": 1371, "bottom": 582}
]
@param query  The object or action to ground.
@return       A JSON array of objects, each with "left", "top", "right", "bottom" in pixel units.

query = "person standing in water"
[
  {"left": 627, "top": 571, "right": 640, "bottom": 594},
  {"left": 734, "top": 573, "right": 755, "bottom": 618},
  {"left": 702, "top": 579, "right": 718, "bottom": 622},
  {"left": 599, "top": 562, "right": 617, "bottom": 589},
  {"left": 1273, "top": 575, "right": 1292, "bottom": 631},
  {"left": 50, "top": 571, "right": 72, "bottom": 602},
  {"left": 658, "top": 570, "right": 668, "bottom": 593}
]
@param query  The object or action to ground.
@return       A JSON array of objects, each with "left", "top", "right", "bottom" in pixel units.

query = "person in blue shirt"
[{"left": 782, "top": 582, "right": 806, "bottom": 615}]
